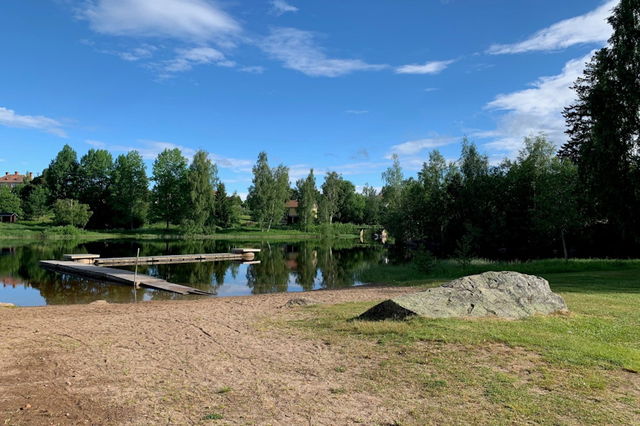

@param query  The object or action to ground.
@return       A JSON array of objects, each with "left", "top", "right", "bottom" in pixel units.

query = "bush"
[{"left": 53, "top": 199, "right": 92, "bottom": 228}]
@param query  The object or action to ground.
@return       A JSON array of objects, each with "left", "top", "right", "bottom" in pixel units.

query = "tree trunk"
[{"left": 561, "top": 229, "right": 568, "bottom": 260}]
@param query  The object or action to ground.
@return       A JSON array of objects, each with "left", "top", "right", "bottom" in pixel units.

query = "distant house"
[
  {"left": 285, "top": 200, "right": 299, "bottom": 224},
  {"left": 0, "top": 171, "right": 32, "bottom": 188},
  {"left": 0, "top": 213, "right": 18, "bottom": 223},
  {"left": 284, "top": 200, "right": 318, "bottom": 224}
]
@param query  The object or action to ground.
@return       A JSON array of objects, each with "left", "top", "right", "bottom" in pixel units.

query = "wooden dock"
[
  {"left": 41, "top": 250, "right": 261, "bottom": 295},
  {"left": 40, "top": 260, "right": 212, "bottom": 295},
  {"left": 93, "top": 252, "right": 254, "bottom": 266}
]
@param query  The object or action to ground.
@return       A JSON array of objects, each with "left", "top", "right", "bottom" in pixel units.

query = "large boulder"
[{"left": 359, "top": 271, "right": 568, "bottom": 320}]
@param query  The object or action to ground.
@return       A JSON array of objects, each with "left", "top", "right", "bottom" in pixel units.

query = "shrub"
[{"left": 53, "top": 199, "right": 92, "bottom": 228}]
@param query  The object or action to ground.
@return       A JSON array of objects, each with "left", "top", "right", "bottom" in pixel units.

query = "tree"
[
  {"left": 247, "top": 152, "right": 290, "bottom": 231},
  {"left": 362, "top": 185, "right": 380, "bottom": 225},
  {"left": 22, "top": 185, "right": 49, "bottom": 220},
  {"left": 0, "top": 186, "right": 23, "bottom": 217},
  {"left": 560, "top": 0, "right": 640, "bottom": 249},
  {"left": 213, "top": 182, "right": 232, "bottom": 228},
  {"left": 151, "top": 148, "right": 188, "bottom": 229},
  {"left": 44, "top": 144, "right": 79, "bottom": 201},
  {"left": 297, "top": 169, "right": 317, "bottom": 230},
  {"left": 53, "top": 199, "right": 92, "bottom": 228},
  {"left": 247, "top": 152, "right": 272, "bottom": 230},
  {"left": 269, "top": 165, "right": 291, "bottom": 229},
  {"left": 381, "top": 153, "right": 404, "bottom": 209},
  {"left": 183, "top": 150, "right": 217, "bottom": 233},
  {"left": 320, "top": 172, "right": 342, "bottom": 224},
  {"left": 77, "top": 149, "right": 114, "bottom": 228},
  {"left": 110, "top": 151, "right": 149, "bottom": 229}
]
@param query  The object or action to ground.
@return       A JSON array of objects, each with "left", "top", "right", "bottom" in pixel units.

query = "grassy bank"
[
  {"left": 0, "top": 221, "right": 361, "bottom": 241},
  {"left": 357, "top": 257, "right": 640, "bottom": 286},
  {"left": 282, "top": 265, "right": 640, "bottom": 424}
]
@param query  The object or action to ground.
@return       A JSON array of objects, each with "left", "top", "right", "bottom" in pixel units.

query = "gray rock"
[
  {"left": 89, "top": 300, "right": 109, "bottom": 305},
  {"left": 359, "top": 271, "right": 568, "bottom": 320},
  {"left": 284, "top": 297, "right": 320, "bottom": 308},
  {"left": 0, "top": 302, "right": 16, "bottom": 308}
]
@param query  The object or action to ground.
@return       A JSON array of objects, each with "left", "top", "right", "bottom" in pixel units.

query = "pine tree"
[
  {"left": 184, "top": 150, "right": 217, "bottom": 233},
  {"left": 110, "top": 151, "right": 149, "bottom": 229},
  {"left": 560, "top": 0, "right": 640, "bottom": 247},
  {"left": 44, "top": 144, "right": 79, "bottom": 202}
]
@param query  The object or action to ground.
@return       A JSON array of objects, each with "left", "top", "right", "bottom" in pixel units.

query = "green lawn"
[
  {"left": 285, "top": 266, "right": 640, "bottom": 424},
  {"left": 0, "top": 221, "right": 360, "bottom": 241}
]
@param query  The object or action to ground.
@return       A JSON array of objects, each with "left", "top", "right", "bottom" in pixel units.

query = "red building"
[{"left": 0, "top": 171, "right": 32, "bottom": 188}]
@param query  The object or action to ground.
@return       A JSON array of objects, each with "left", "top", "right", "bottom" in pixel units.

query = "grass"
[
  {"left": 283, "top": 265, "right": 640, "bottom": 424},
  {"left": 357, "top": 257, "right": 640, "bottom": 286},
  {"left": 0, "top": 220, "right": 360, "bottom": 241}
]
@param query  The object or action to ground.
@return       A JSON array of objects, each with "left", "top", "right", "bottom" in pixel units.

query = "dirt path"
[{"left": 0, "top": 286, "right": 416, "bottom": 425}]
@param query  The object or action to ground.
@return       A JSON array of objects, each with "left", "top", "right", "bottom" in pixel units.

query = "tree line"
[{"left": 0, "top": 146, "right": 242, "bottom": 232}]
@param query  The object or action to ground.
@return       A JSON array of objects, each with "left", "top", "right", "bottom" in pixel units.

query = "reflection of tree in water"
[
  {"left": 294, "top": 243, "right": 318, "bottom": 291},
  {"left": 317, "top": 242, "right": 385, "bottom": 289},
  {"left": 1, "top": 239, "right": 386, "bottom": 304},
  {"left": 246, "top": 244, "right": 290, "bottom": 294}
]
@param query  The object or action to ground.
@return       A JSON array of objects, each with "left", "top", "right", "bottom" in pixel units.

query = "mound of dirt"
[{"left": 358, "top": 271, "right": 568, "bottom": 320}]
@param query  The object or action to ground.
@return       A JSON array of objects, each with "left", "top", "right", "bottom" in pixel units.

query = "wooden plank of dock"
[
  {"left": 39, "top": 260, "right": 212, "bottom": 295},
  {"left": 94, "top": 253, "right": 248, "bottom": 266}
]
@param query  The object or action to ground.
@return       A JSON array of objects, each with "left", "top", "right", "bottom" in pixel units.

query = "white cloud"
[
  {"left": 240, "top": 65, "right": 265, "bottom": 74},
  {"left": 395, "top": 59, "right": 454, "bottom": 75},
  {"left": 158, "top": 46, "right": 234, "bottom": 77},
  {"left": 271, "top": 0, "right": 298, "bottom": 16},
  {"left": 389, "top": 137, "right": 456, "bottom": 156},
  {"left": 261, "top": 27, "right": 387, "bottom": 77},
  {"left": 116, "top": 45, "right": 157, "bottom": 61},
  {"left": 488, "top": 0, "right": 616, "bottom": 54},
  {"left": 81, "top": 0, "right": 240, "bottom": 42},
  {"left": 478, "top": 52, "right": 593, "bottom": 156},
  {"left": 0, "top": 107, "right": 67, "bottom": 137},
  {"left": 345, "top": 110, "right": 368, "bottom": 115}
]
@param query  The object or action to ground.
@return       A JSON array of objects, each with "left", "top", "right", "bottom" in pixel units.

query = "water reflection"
[{"left": 0, "top": 239, "right": 384, "bottom": 306}]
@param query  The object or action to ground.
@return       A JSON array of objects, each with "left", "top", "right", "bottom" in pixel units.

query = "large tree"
[
  {"left": 44, "top": 144, "right": 79, "bottom": 202},
  {"left": 213, "top": 182, "right": 232, "bottom": 228},
  {"left": 247, "top": 152, "right": 290, "bottom": 231},
  {"left": 320, "top": 171, "right": 342, "bottom": 224},
  {"left": 560, "top": 0, "right": 640, "bottom": 248},
  {"left": 77, "top": 149, "right": 114, "bottom": 228},
  {"left": 151, "top": 148, "right": 188, "bottom": 229},
  {"left": 184, "top": 150, "right": 218, "bottom": 233},
  {"left": 110, "top": 151, "right": 149, "bottom": 229},
  {"left": 0, "top": 186, "right": 23, "bottom": 217},
  {"left": 296, "top": 169, "right": 317, "bottom": 230}
]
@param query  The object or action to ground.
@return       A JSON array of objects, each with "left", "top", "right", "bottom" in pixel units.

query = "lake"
[{"left": 0, "top": 239, "right": 387, "bottom": 306}]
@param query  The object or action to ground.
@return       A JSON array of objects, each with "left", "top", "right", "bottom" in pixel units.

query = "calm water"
[{"left": 0, "top": 239, "right": 386, "bottom": 306}]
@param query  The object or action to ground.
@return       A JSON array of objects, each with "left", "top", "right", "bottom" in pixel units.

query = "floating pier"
[
  {"left": 42, "top": 249, "right": 261, "bottom": 295},
  {"left": 40, "top": 260, "right": 212, "bottom": 295}
]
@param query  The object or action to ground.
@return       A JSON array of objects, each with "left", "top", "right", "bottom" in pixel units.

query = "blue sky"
[{"left": 0, "top": 0, "right": 617, "bottom": 196}]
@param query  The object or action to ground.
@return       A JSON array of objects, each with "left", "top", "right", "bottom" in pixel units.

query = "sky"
[{"left": 0, "top": 0, "right": 618, "bottom": 197}]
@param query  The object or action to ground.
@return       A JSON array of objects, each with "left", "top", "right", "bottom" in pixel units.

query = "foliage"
[
  {"left": 151, "top": 148, "right": 188, "bottom": 229},
  {"left": 110, "top": 151, "right": 149, "bottom": 229},
  {"left": 183, "top": 150, "right": 217, "bottom": 234},
  {"left": 0, "top": 186, "right": 23, "bottom": 217},
  {"left": 44, "top": 144, "right": 79, "bottom": 201},
  {"left": 21, "top": 185, "right": 49, "bottom": 220},
  {"left": 296, "top": 169, "right": 317, "bottom": 231},
  {"left": 53, "top": 199, "right": 92, "bottom": 228},
  {"left": 213, "top": 182, "right": 232, "bottom": 228},
  {"left": 77, "top": 149, "right": 114, "bottom": 228},
  {"left": 560, "top": 0, "right": 640, "bottom": 252},
  {"left": 247, "top": 152, "right": 290, "bottom": 231}
]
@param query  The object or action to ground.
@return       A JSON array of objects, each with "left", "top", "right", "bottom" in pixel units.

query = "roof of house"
[
  {"left": 0, "top": 212, "right": 18, "bottom": 216},
  {"left": 0, "top": 172, "right": 26, "bottom": 184},
  {"left": 285, "top": 200, "right": 299, "bottom": 208}
]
